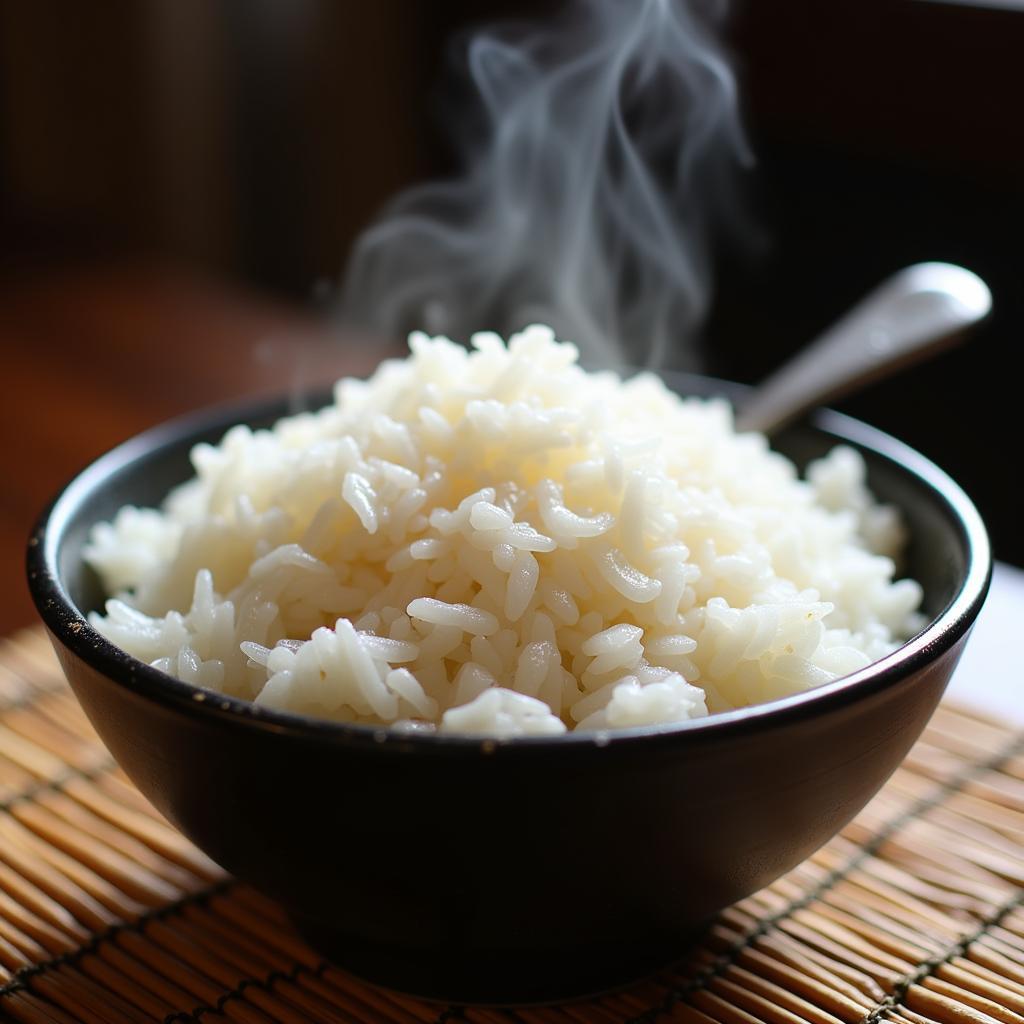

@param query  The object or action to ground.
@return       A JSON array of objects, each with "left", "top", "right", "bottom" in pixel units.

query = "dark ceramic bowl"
[{"left": 27, "top": 374, "right": 990, "bottom": 1004}]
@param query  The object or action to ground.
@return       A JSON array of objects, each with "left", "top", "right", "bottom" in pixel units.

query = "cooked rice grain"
[{"left": 86, "top": 326, "right": 923, "bottom": 736}]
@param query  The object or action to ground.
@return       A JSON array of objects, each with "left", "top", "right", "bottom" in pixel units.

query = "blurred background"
[{"left": 1, "top": 0, "right": 1021, "bottom": 631}]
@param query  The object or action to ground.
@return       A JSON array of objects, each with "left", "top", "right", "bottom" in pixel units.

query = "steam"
[{"left": 340, "top": 0, "right": 749, "bottom": 367}]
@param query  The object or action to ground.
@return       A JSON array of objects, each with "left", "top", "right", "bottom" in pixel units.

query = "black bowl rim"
[{"left": 27, "top": 378, "right": 992, "bottom": 755}]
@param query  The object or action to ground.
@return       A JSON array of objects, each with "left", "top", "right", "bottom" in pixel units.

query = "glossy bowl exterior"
[{"left": 27, "top": 377, "right": 990, "bottom": 1003}]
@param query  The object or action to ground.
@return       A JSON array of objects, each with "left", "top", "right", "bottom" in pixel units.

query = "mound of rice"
[{"left": 86, "top": 326, "right": 923, "bottom": 736}]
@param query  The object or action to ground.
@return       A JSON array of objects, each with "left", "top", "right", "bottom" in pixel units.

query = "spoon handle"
[{"left": 734, "top": 262, "right": 992, "bottom": 436}]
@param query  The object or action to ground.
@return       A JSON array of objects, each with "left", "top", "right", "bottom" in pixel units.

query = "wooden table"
[{"left": 0, "top": 263, "right": 384, "bottom": 634}]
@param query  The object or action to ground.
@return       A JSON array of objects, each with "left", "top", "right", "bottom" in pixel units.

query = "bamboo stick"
[{"left": 920, "top": 976, "right": 1024, "bottom": 1024}]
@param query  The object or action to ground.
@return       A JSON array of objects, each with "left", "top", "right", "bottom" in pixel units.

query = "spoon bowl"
[{"left": 736, "top": 262, "right": 992, "bottom": 434}]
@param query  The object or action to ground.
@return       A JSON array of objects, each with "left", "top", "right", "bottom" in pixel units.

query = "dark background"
[{"left": 1, "top": 0, "right": 1021, "bottom": 631}]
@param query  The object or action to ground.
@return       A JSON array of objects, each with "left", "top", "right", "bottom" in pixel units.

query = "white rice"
[{"left": 86, "top": 326, "right": 924, "bottom": 736}]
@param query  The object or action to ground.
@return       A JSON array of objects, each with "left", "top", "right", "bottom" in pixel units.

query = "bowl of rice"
[{"left": 28, "top": 326, "right": 990, "bottom": 1002}]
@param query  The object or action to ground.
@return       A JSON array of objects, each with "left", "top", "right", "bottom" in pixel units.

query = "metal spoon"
[{"left": 735, "top": 262, "right": 992, "bottom": 435}]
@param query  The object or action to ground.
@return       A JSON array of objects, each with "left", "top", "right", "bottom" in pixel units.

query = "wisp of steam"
[{"left": 340, "top": 0, "right": 749, "bottom": 367}]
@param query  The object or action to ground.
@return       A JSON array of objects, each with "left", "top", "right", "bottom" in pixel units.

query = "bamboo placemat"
[{"left": 1, "top": 627, "right": 1022, "bottom": 1024}]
